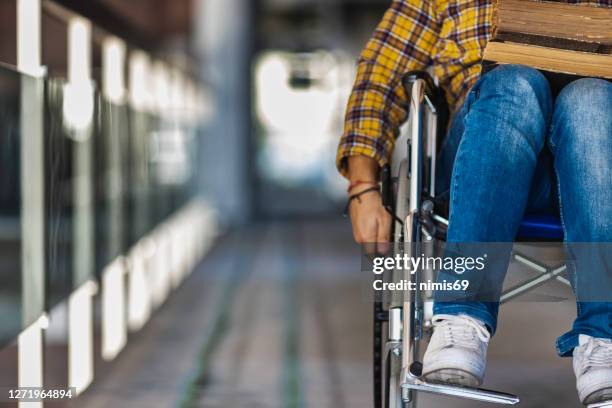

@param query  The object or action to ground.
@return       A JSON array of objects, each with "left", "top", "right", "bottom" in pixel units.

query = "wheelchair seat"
[
  {"left": 517, "top": 213, "right": 564, "bottom": 241},
  {"left": 425, "top": 194, "right": 564, "bottom": 242}
]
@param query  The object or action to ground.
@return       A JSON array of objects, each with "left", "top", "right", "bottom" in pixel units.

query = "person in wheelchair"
[{"left": 337, "top": 0, "right": 612, "bottom": 405}]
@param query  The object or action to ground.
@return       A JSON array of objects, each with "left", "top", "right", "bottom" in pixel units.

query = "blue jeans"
[{"left": 432, "top": 64, "right": 612, "bottom": 356}]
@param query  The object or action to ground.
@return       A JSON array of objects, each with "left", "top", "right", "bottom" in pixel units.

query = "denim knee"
[
  {"left": 556, "top": 78, "right": 612, "bottom": 111},
  {"left": 477, "top": 64, "right": 553, "bottom": 117},
  {"left": 468, "top": 64, "right": 552, "bottom": 153},
  {"left": 550, "top": 78, "right": 612, "bottom": 153}
]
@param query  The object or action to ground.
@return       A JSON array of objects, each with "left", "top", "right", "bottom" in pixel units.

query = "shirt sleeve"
[{"left": 336, "top": 0, "right": 441, "bottom": 178}]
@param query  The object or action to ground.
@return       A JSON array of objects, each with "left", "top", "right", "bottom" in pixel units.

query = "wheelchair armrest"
[
  {"left": 401, "top": 71, "right": 437, "bottom": 103},
  {"left": 401, "top": 70, "right": 450, "bottom": 151}
]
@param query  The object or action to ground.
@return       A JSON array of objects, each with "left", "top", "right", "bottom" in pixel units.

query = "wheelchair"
[{"left": 371, "top": 70, "right": 592, "bottom": 408}]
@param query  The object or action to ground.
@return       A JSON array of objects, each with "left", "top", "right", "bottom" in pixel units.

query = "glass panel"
[
  {"left": 126, "top": 108, "right": 153, "bottom": 246},
  {"left": 94, "top": 100, "right": 129, "bottom": 276},
  {"left": 45, "top": 77, "right": 75, "bottom": 310},
  {"left": 0, "top": 66, "right": 22, "bottom": 348}
]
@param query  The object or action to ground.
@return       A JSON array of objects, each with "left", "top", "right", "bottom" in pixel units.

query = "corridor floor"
[{"left": 74, "top": 220, "right": 583, "bottom": 408}]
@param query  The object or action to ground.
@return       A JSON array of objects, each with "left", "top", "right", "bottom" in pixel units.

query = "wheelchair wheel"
[
  {"left": 393, "top": 160, "right": 410, "bottom": 245},
  {"left": 384, "top": 342, "right": 404, "bottom": 408},
  {"left": 376, "top": 159, "right": 418, "bottom": 408}
]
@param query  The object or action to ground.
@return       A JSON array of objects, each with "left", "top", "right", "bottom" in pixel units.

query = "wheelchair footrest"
[{"left": 401, "top": 376, "right": 520, "bottom": 405}]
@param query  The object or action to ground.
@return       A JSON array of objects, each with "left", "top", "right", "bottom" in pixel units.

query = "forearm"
[{"left": 347, "top": 156, "right": 380, "bottom": 184}]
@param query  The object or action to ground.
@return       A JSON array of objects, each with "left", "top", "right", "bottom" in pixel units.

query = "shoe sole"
[
  {"left": 423, "top": 368, "right": 481, "bottom": 387},
  {"left": 584, "top": 387, "right": 612, "bottom": 406}
]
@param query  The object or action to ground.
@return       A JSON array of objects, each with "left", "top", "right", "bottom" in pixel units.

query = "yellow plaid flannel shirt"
[{"left": 336, "top": 0, "right": 609, "bottom": 177}]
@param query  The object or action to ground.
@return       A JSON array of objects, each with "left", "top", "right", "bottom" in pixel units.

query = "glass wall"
[
  {"left": 0, "top": 0, "right": 214, "bottom": 400},
  {"left": 0, "top": 61, "right": 201, "bottom": 347}
]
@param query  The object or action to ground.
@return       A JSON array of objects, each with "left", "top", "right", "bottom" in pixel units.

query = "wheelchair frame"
[{"left": 373, "top": 72, "right": 580, "bottom": 408}]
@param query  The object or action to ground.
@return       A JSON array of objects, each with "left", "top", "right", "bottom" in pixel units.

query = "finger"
[
  {"left": 352, "top": 227, "right": 363, "bottom": 244},
  {"left": 376, "top": 211, "right": 393, "bottom": 254},
  {"left": 362, "top": 215, "right": 379, "bottom": 241},
  {"left": 361, "top": 218, "right": 379, "bottom": 255},
  {"left": 349, "top": 204, "right": 363, "bottom": 243},
  {"left": 363, "top": 242, "right": 377, "bottom": 256}
]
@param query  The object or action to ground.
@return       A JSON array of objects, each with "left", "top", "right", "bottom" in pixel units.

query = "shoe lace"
[
  {"left": 433, "top": 314, "right": 490, "bottom": 350},
  {"left": 582, "top": 337, "right": 612, "bottom": 370}
]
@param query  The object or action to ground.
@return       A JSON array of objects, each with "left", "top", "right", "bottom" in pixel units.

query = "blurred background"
[{"left": 0, "top": 0, "right": 584, "bottom": 407}]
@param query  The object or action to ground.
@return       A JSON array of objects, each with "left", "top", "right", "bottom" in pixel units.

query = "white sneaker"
[
  {"left": 422, "top": 314, "right": 490, "bottom": 387},
  {"left": 573, "top": 334, "right": 612, "bottom": 405}
]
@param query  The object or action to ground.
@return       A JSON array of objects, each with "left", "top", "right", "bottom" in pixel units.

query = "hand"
[
  {"left": 348, "top": 187, "right": 392, "bottom": 253},
  {"left": 346, "top": 156, "right": 392, "bottom": 253}
]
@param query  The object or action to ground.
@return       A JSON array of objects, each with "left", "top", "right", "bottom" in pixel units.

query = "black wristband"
[{"left": 343, "top": 186, "right": 380, "bottom": 217}]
